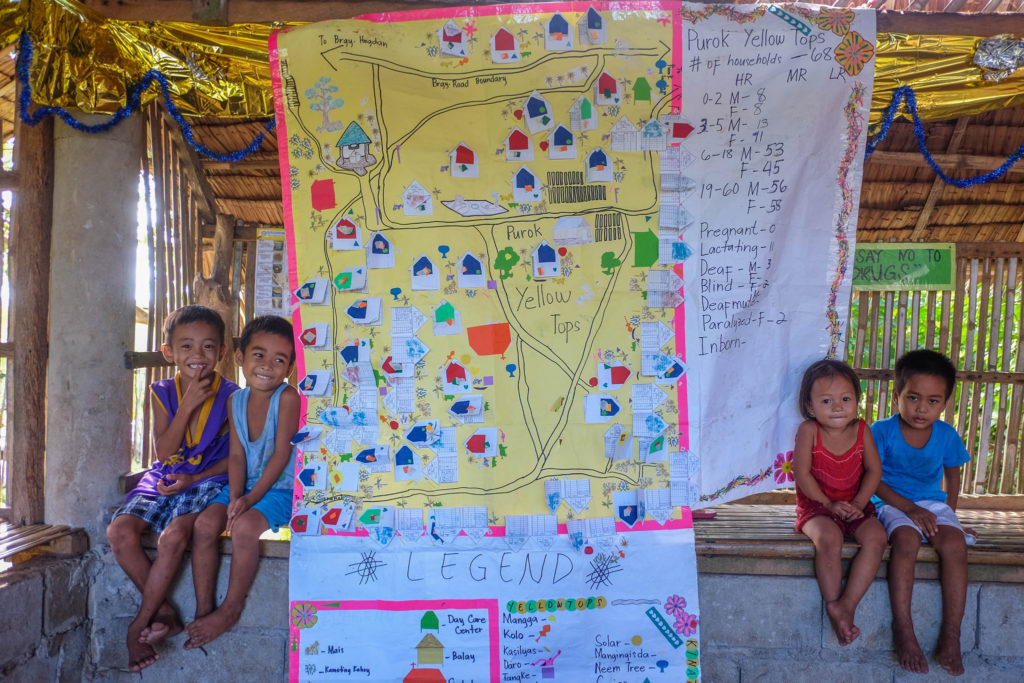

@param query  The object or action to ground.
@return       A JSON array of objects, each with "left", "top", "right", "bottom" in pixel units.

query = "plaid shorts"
[{"left": 113, "top": 480, "right": 226, "bottom": 533}]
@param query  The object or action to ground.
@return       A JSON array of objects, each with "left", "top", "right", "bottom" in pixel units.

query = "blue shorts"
[
  {"left": 114, "top": 480, "right": 225, "bottom": 533},
  {"left": 209, "top": 486, "right": 294, "bottom": 532}
]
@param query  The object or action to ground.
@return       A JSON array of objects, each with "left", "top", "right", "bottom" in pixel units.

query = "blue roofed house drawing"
[
  {"left": 545, "top": 13, "right": 573, "bottom": 50},
  {"left": 524, "top": 91, "right": 554, "bottom": 133},
  {"left": 513, "top": 166, "right": 541, "bottom": 203},
  {"left": 532, "top": 240, "right": 561, "bottom": 279},
  {"left": 336, "top": 121, "right": 376, "bottom": 175},
  {"left": 586, "top": 148, "right": 613, "bottom": 183},
  {"left": 578, "top": 7, "right": 607, "bottom": 45},
  {"left": 547, "top": 124, "right": 577, "bottom": 160}
]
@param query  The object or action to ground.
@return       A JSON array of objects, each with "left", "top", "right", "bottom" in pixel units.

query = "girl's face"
[{"left": 806, "top": 375, "right": 858, "bottom": 429}]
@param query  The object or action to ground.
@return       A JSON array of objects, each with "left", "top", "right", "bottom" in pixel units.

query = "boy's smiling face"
[
  {"left": 236, "top": 331, "right": 294, "bottom": 391},
  {"left": 895, "top": 373, "right": 949, "bottom": 434},
  {"left": 162, "top": 321, "right": 224, "bottom": 380}
]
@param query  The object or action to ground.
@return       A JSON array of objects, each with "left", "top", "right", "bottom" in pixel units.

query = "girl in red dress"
[{"left": 793, "top": 359, "right": 887, "bottom": 646}]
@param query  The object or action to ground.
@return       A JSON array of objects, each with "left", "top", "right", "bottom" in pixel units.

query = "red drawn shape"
[
  {"left": 584, "top": 546, "right": 594, "bottom": 554},
  {"left": 673, "top": 122, "right": 695, "bottom": 139},
  {"left": 513, "top": 109, "right": 524, "bottom": 120},
  {"left": 539, "top": 141, "right": 550, "bottom": 151},
  {"left": 322, "top": 508, "right": 341, "bottom": 525},
  {"left": 389, "top": 420, "right": 400, "bottom": 430},
  {"left": 557, "top": 247, "right": 567, "bottom": 256},
  {"left": 310, "top": 179, "right": 336, "bottom": 212},
  {"left": 467, "top": 322, "right": 512, "bottom": 357},
  {"left": 588, "top": 377, "right": 598, "bottom": 387},
  {"left": 290, "top": 515, "right": 309, "bottom": 533}
]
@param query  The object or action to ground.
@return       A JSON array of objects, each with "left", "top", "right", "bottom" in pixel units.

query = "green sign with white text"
[{"left": 852, "top": 243, "right": 956, "bottom": 291}]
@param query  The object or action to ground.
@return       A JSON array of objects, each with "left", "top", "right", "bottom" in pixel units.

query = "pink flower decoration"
[
  {"left": 774, "top": 451, "right": 794, "bottom": 484},
  {"left": 664, "top": 594, "right": 687, "bottom": 616},
  {"left": 674, "top": 611, "right": 699, "bottom": 636}
]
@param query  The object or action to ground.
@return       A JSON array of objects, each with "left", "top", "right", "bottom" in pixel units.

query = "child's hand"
[
  {"left": 826, "top": 500, "right": 862, "bottom": 521},
  {"left": 181, "top": 373, "right": 215, "bottom": 413},
  {"left": 906, "top": 504, "right": 939, "bottom": 538},
  {"left": 156, "top": 472, "right": 193, "bottom": 496},
  {"left": 226, "top": 494, "right": 252, "bottom": 533}
]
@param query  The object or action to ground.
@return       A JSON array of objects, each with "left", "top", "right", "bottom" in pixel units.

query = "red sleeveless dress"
[{"left": 795, "top": 419, "right": 876, "bottom": 533}]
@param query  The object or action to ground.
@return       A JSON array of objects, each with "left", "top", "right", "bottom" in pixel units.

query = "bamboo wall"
[{"left": 848, "top": 242, "right": 1024, "bottom": 495}]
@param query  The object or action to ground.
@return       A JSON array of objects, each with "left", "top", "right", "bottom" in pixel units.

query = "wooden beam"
[
  {"left": 200, "top": 221, "right": 261, "bottom": 242},
  {"left": 159, "top": 108, "right": 218, "bottom": 224},
  {"left": 910, "top": 117, "right": 969, "bottom": 242},
  {"left": 194, "top": 214, "right": 238, "bottom": 379},
  {"left": 0, "top": 170, "right": 18, "bottom": 191},
  {"left": 868, "top": 150, "right": 1024, "bottom": 176},
  {"left": 202, "top": 158, "right": 279, "bottom": 172},
  {"left": 8, "top": 109, "right": 53, "bottom": 525}
]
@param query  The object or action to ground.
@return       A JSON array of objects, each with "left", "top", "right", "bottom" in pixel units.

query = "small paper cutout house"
[
  {"left": 460, "top": 252, "right": 482, "bottom": 275},
  {"left": 595, "top": 71, "right": 620, "bottom": 105},
  {"left": 403, "top": 180, "right": 434, "bottom": 215},
  {"left": 545, "top": 13, "right": 573, "bottom": 50},
  {"left": 439, "top": 19, "right": 467, "bottom": 57},
  {"left": 513, "top": 166, "right": 542, "bottom": 203},
  {"left": 370, "top": 231, "right": 391, "bottom": 255},
  {"left": 505, "top": 128, "right": 533, "bottom": 161},
  {"left": 465, "top": 433, "right": 489, "bottom": 454},
  {"left": 641, "top": 120, "right": 667, "bottom": 151},
  {"left": 547, "top": 124, "right": 576, "bottom": 160},
  {"left": 396, "top": 445, "right": 416, "bottom": 467},
  {"left": 524, "top": 91, "right": 554, "bottom": 133},
  {"left": 449, "top": 143, "right": 478, "bottom": 178},
  {"left": 416, "top": 633, "right": 445, "bottom": 665},
  {"left": 633, "top": 77, "right": 652, "bottom": 102},
  {"left": 610, "top": 117, "right": 641, "bottom": 152},
  {"left": 445, "top": 361, "right": 468, "bottom": 385},
  {"left": 420, "top": 611, "right": 440, "bottom": 631},
  {"left": 411, "top": 255, "right": 435, "bottom": 277},
  {"left": 532, "top": 240, "right": 561, "bottom": 278},
  {"left": 665, "top": 117, "right": 696, "bottom": 145},
  {"left": 578, "top": 7, "right": 607, "bottom": 45},
  {"left": 336, "top": 122, "right": 376, "bottom": 176},
  {"left": 334, "top": 217, "right": 358, "bottom": 241},
  {"left": 491, "top": 27, "right": 520, "bottom": 63},
  {"left": 586, "top": 148, "right": 613, "bottom": 183},
  {"left": 552, "top": 215, "right": 594, "bottom": 246},
  {"left": 569, "top": 95, "right": 598, "bottom": 131}
]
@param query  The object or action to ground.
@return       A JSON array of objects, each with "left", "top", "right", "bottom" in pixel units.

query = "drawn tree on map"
[
  {"left": 493, "top": 246, "right": 520, "bottom": 279},
  {"left": 600, "top": 251, "right": 622, "bottom": 275},
  {"left": 305, "top": 77, "right": 345, "bottom": 133}
]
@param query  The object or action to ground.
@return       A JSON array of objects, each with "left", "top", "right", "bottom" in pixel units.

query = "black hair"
[
  {"left": 163, "top": 305, "right": 226, "bottom": 346},
  {"left": 797, "top": 359, "right": 862, "bottom": 420},
  {"left": 894, "top": 349, "right": 956, "bottom": 399},
  {"left": 238, "top": 315, "right": 296, "bottom": 363}
]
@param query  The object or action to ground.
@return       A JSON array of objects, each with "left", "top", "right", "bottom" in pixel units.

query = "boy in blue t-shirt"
[{"left": 872, "top": 349, "right": 971, "bottom": 676}]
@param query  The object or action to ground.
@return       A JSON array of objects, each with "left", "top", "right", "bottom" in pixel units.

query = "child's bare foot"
[
  {"left": 935, "top": 631, "right": 964, "bottom": 676},
  {"left": 184, "top": 606, "right": 240, "bottom": 649},
  {"left": 139, "top": 604, "right": 183, "bottom": 644},
  {"left": 825, "top": 600, "right": 859, "bottom": 645},
  {"left": 126, "top": 625, "right": 159, "bottom": 672},
  {"left": 893, "top": 622, "right": 929, "bottom": 673}
]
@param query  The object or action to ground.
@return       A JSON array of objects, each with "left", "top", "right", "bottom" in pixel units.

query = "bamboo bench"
[
  {"left": 0, "top": 521, "right": 89, "bottom": 566},
  {"left": 694, "top": 504, "right": 1024, "bottom": 582}
]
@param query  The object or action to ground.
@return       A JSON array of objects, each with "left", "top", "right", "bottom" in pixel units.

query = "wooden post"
[
  {"left": 9, "top": 113, "right": 54, "bottom": 525},
  {"left": 195, "top": 213, "right": 238, "bottom": 379}
]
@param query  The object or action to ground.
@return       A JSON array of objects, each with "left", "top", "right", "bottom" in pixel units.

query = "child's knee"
[
  {"left": 157, "top": 522, "right": 193, "bottom": 553},
  {"left": 106, "top": 515, "right": 143, "bottom": 549},
  {"left": 889, "top": 528, "right": 922, "bottom": 555}
]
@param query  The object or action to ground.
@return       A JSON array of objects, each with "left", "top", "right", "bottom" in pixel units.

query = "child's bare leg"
[
  {"left": 888, "top": 526, "right": 928, "bottom": 673},
  {"left": 124, "top": 515, "right": 194, "bottom": 670},
  {"left": 834, "top": 518, "right": 886, "bottom": 645},
  {"left": 190, "top": 503, "right": 228, "bottom": 621},
  {"left": 186, "top": 509, "right": 269, "bottom": 649},
  {"left": 801, "top": 516, "right": 856, "bottom": 645},
  {"left": 932, "top": 525, "right": 968, "bottom": 676}
]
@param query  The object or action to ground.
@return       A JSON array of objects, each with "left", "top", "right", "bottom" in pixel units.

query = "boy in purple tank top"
[{"left": 106, "top": 305, "right": 239, "bottom": 672}]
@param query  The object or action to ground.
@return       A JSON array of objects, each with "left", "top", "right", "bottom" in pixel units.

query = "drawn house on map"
[
  {"left": 410, "top": 254, "right": 440, "bottom": 290},
  {"left": 524, "top": 91, "right": 554, "bottom": 133},
  {"left": 505, "top": 128, "right": 533, "bottom": 162},
  {"left": 547, "top": 124, "right": 576, "bottom": 160},
  {"left": 532, "top": 240, "right": 561, "bottom": 278},
  {"left": 663, "top": 115, "right": 696, "bottom": 145},
  {"left": 403, "top": 667, "right": 445, "bottom": 683},
  {"left": 438, "top": 19, "right": 467, "bottom": 57},
  {"left": 330, "top": 216, "right": 362, "bottom": 250},
  {"left": 641, "top": 119, "right": 667, "bottom": 151},
  {"left": 444, "top": 360, "right": 471, "bottom": 393},
  {"left": 586, "top": 148, "right": 613, "bottom": 183},
  {"left": 367, "top": 231, "right": 394, "bottom": 269},
  {"left": 416, "top": 633, "right": 445, "bottom": 665},
  {"left": 336, "top": 121, "right": 376, "bottom": 176},
  {"left": 578, "top": 7, "right": 607, "bottom": 45},
  {"left": 595, "top": 71, "right": 620, "bottom": 105},
  {"left": 610, "top": 117, "right": 641, "bottom": 152},
  {"left": 449, "top": 143, "right": 478, "bottom": 178},
  {"left": 552, "top": 216, "right": 594, "bottom": 246},
  {"left": 569, "top": 95, "right": 598, "bottom": 131},
  {"left": 403, "top": 180, "right": 434, "bottom": 216},
  {"left": 512, "top": 166, "right": 542, "bottom": 203},
  {"left": 545, "top": 13, "right": 573, "bottom": 50},
  {"left": 490, "top": 27, "right": 520, "bottom": 62},
  {"left": 633, "top": 77, "right": 652, "bottom": 102}
]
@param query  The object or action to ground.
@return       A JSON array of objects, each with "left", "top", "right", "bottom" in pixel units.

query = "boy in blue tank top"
[
  {"left": 185, "top": 315, "right": 299, "bottom": 649},
  {"left": 871, "top": 349, "right": 971, "bottom": 676}
]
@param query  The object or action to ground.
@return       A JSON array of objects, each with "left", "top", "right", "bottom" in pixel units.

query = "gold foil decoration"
[{"left": 3, "top": 0, "right": 1024, "bottom": 124}]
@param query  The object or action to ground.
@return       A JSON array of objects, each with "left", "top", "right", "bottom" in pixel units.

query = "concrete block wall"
[{"left": 0, "top": 557, "right": 91, "bottom": 682}]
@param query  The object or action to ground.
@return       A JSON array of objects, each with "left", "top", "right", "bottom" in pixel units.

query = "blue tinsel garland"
[
  {"left": 866, "top": 84, "right": 1024, "bottom": 188},
  {"left": 15, "top": 31, "right": 275, "bottom": 163}
]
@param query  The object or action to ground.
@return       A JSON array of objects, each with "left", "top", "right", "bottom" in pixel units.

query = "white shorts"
[{"left": 877, "top": 500, "right": 976, "bottom": 545}]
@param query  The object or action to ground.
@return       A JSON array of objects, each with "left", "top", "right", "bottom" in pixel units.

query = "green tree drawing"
[
  {"left": 305, "top": 77, "right": 345, "bottom": 133},
  {"left": 493, "top": 247, "right": 520, "bottom": 279},
  {"left": 601, "top": 251, "right": 622, "bottom": 275}
]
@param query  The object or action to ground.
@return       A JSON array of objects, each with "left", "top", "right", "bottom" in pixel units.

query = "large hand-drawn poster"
[{"left": 271, "top": 3, "right": 874, "bottom": 680}]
